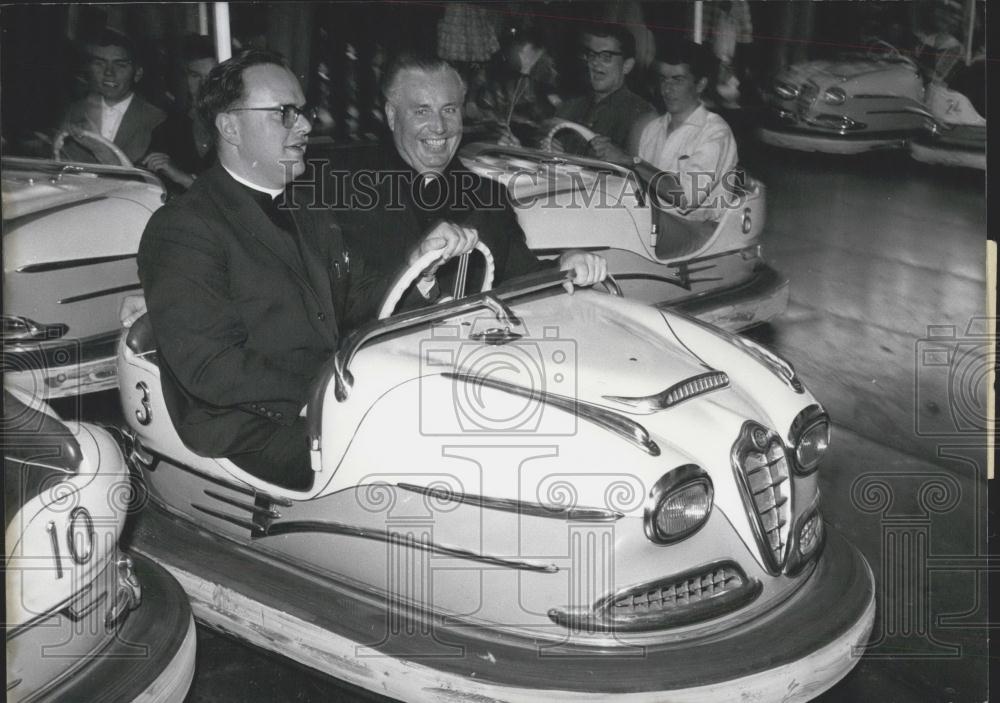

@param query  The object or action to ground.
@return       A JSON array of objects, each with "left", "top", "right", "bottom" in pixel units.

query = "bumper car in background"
[
  {"left": 2, "top": 157, "right": 165, "bottom": 398},
  {"left": 4, "top": 387, "right": 196, "bottom": 703},
  {"left": 757, "top": 42, "right": 985, "bottom": 170},
  {"left": 460, "top": 128, "right": 788, "bottom": 332}
]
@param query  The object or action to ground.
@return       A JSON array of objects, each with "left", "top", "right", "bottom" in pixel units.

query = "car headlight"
[
  {"left": 822, "top": 87, "right": 846, "bottom": 105},
  {"left": 645, "top": 465, "right": 713, "bottom": 544},
  {"left": 790, "top": 404, "right": 830, "bottom": 473},
  {"left": 773, "top": 81, "right": 800, "bottom": 100},
  {"left": 1, "top": 315, "right": 68, "bottom": 343}
]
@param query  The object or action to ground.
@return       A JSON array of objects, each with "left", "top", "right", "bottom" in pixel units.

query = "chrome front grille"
[
  {"left": 547, "top": 560, "right": 762, "bottom": 632},
  {"left": 797, "top": 83, "right": 818, "bottom": 114},
  {"left": 732, "top": 422, "right": 792, "bottom": 573},
  {"left": 611, "top": 564, "right": 745, "bottom": 613}
]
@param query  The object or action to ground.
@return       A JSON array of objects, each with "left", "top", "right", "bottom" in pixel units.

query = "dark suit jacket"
[
  {"left": 61, "top": 93, "right": 166, "bottom": 164},
  {"left": 138, "top": 164, "right": 384, "bottom": 458},
  {"left": 335, "top": 149, "right": 550, "bottom": 305}
]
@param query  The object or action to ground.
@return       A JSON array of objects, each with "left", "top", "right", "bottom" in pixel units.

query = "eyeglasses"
[
  {"left": 578, "top": 49, "right": 623, "bottom": 65},
  {"left": 228, "top": 104, "right": 317, "bottom": 129}
]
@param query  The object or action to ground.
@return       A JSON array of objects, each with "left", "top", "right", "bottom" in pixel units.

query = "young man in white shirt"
[
  {"left": 60, "top": 30, "right": 165, "bottom": 164},
  {"left": 595, "top": 41, "right": 739, "bottom": 256}
]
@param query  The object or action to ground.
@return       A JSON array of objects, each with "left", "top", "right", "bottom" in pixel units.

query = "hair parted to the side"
[
  {"left": 580, "top": 23, "right": 637, "bottom": 60},
  {"left": 83, "top": 28, "right": 140, "bottom": 63},
  {"left": 182, "top": 33, "right": 216, "bottom": 64},
  {"left": 380, "top": 51, "right": 466, "bottom": 104},
  {"left": 654, "top": 40, "right": 715, "bottom": 82},
  {"left": 197, "top": 49, "right": 289, "bottom": 139}
]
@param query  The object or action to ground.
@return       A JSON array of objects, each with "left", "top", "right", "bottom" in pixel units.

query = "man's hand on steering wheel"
[
  {"left": 558, "top": 250, "right": 608, "bottom": 294},
  {"left": 588, "top": 135, "right": 631, "bottom": 166},
  {"left": 409, "top": 221, "right": 480, "bottom": 280}
]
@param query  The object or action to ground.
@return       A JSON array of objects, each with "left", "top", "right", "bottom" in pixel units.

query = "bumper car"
[
  {"left": 459, "top": 123, "right": 788, "bottom": 332},
  {"left": 4, "top": 386, "right": 196, "bottom": 702},
  {"left": 757, "top": 42, "right": 985, "bottom": 169},
  {"left": 757, "top": 42, "right": 930, "bottom": 153},
  {"left": 118, "top": 253, "right": 874, "bottom": 702},
  {"left": 2, "top": 154, "right": 165, "bottom": 398},
  {"left": 908, "top": 59, "right": 986, "bottom": 170}
]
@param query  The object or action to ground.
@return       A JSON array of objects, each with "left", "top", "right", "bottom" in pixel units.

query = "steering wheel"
[
  {"left": 865, "top": 39, "right": 904, "bottom": 62},
  {"left": 52, "top": 129, "right": 133, "bottom": 167},
  {"left": 541, "top": 120, "right": 598, "bottom": 152},
  {"left": 377, "top": 241, "right": 496, "bottom": 320}
]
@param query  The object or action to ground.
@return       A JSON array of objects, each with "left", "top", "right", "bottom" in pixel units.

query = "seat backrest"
[{"left": 126, "top": 313, "right": 157, "bottom": 356}]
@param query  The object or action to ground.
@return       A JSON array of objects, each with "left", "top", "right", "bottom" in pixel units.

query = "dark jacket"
[
  {"left": 61, "top": 93, "right": 166, "bottom": 164},
  {"left": 138, "top": 164, "right": 384, "bottom": 457},
  {"left": 335, "top": 148, "right": 549, "bottom": 301}
]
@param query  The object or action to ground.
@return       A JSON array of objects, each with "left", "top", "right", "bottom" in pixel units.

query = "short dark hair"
[
  {"left": 84, "top": 29, "right": 138, "bottom": 64},
  {"left": 197, "top": 49, "right": 288, "bottom": 136},
  {"left": 581, "top": 24, "right": 637, "bottom": 60},
  {"left": 381, "top": 52, "right": 466, "bottom": 103},
  {"left": 654, "top": 40, "right": 715, "bottom": 82},
  {"left": 182, "top": 33, "right": 216, "bottom": 64}
]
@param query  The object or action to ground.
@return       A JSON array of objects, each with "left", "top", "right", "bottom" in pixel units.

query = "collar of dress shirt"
[
  {"left": 666, "top": 102, "right": 708, "bottom": 131},
  {"left": 223, "top": 164, "right": 285, "bottom": 199},
  {"left": 102, "top": 92, "right": 134, "bottom": 116}
]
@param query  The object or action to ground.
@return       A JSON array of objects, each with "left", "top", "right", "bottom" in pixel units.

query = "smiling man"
[
  {"left": 60, "top": 29, "right": 165, "bottom": 164},
  {"left": 138, "top": 51, "right": 474, "bottom": 490},
  {"left": 555, "top": 25, "right": 653, "bottom": 156},
  {"left": 338, "top": 52, "right": 606, "bottom": 298}
]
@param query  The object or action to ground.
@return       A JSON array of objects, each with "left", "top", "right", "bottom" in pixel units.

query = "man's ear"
[
  {"left": 385, "top": 102, "right": 397, "bottom": 133},
  {"left": 695, "top": 76, "right": 709, "bottom": 95},
  {"left": 216, "top": 112, "right": 241, "bottom": 146},
  {"left": 134, "top": 66, "right": 144, "bottom": 85},
  {"left": 623, "top": 57, "right": 636, "bottom": 76}
]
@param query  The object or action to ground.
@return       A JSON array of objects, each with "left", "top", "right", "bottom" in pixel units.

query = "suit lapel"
[
  {"left": 207, "top": 166, "right": 314, "bottom": 290},
  {"left": 206, "top": 167, "right": 342, "bottom": 343}
]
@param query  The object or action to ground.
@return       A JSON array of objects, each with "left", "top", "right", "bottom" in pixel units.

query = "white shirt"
[
  {"left": 99, "top": 93, "right": 134, "bottom": 142},
  {"left": 637, "top": 104, "right": 738, "bottom": 221}
]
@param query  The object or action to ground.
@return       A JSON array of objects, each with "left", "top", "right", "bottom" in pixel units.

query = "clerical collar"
[{"left": 222, "top": 165, "right": 284, "bottom": 199}]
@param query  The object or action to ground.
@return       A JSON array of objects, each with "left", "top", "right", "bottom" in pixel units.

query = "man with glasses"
[
  {"left": 555, "top": 25, "right": 653, "bottom": 156},
  {"left": 137, "top": 51, "right": 475, "bottom": 490},
  {"left": 60, "top": 29, "right": 166, "bottom": 164},
  {"left": 598, "top": 41, "right": 739, "bottom": 258}
]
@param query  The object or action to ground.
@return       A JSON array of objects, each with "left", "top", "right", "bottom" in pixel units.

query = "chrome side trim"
[
  {"left": 191, "top": 503, "right": 265, "bottom": 535},
  {"left": 144, "top": 445, "right": 294, "bottom": 507},
  {"left": 396, "top": 482, "right": 624, "bottom": 521},
  {"left": 203, "top": 489, "right": 282, "bottom": 519},
  {"left": 57, "top": 282, "right": 143, "bottom": 305},
  {"left": 605, "top": 372, "right": 729, "bottom": 413},
  {"left": 264, "top": 520, "right": 559, "bottom": 573},
  {"left": 445, "top": 372, "right": 661, "bottom": 456},
  {"left": 17, "top": 253, "right": 137, "bottom": 273},
  {"left": 5, "top": 582, "right": 94, "bottom": 641}
]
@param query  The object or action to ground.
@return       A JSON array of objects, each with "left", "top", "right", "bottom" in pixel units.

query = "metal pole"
[
  {"left": 213, "top": 2, "right": 232, "bottom": 62},
  {"left": 963, "top": 0, "right": 975, "bottom": 64},
  {"left": 693, "top": 1, "right": 703, "bottom": 44},
  {"left": 198, "top": 3, "right": 209, "bottom": 37}
]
